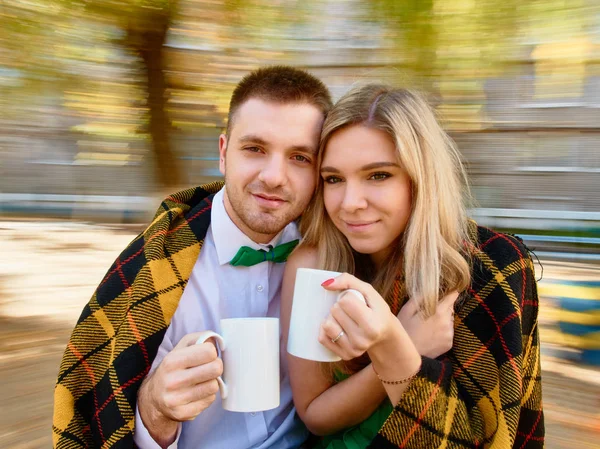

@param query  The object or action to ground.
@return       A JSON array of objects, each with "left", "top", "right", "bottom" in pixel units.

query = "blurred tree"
[
  {"left": 0, "top": 0, "right": 310, "bottom": 188},
  {"left": 0, "top": 0, "right": 182, "bottom": 186},
  {"left": 367, "top": 0, "right": 520, "bottom": 89},
  {"left": 369, "top": 0, "right": 438, "bottom": 88},
  {"left": 364, "top": 0, "right": 521, "bottom": 131},
  {"left": 86, "top": 0, "right": 182, "bottom": 187}
]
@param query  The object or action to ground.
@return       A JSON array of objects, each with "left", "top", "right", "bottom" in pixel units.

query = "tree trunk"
[{"left": 128, "top": 13, "right": 183, "bottom": 188}]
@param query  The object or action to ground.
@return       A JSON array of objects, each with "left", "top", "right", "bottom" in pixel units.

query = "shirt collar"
[{"left": 211, "top": 188, "right": 298, "bottom": 266}]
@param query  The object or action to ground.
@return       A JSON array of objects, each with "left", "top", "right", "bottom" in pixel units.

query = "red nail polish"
[{"left": 321, "top": 278, "right": 334, "bottom": 287}]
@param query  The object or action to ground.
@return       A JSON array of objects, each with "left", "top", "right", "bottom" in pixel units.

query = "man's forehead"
[
  {"left": 228, "top": 98, "right": 323, "bottom": 145},
  {"left": 230, "top": 98, "right": 324, "bottom": 130}
]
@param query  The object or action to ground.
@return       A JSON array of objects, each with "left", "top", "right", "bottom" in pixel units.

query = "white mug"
[
  {"left": 196, "top": 317, "right": 280, "bottom": 412},
  {"left": 287, "top": 268, "right": 366, "bottom": 362}
]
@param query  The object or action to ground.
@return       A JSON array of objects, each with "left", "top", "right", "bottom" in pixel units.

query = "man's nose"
[{"left": 258, "top": 155, "right": 287, "bottom": 188}]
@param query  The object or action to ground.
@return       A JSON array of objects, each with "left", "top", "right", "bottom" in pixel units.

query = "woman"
[{"left": 281, "top": 84, "right": 544, "bottom": 448}]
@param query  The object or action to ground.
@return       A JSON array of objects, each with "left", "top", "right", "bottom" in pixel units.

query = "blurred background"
[{"left": 1, "top": 0, "right": 599, "bottom": 448}]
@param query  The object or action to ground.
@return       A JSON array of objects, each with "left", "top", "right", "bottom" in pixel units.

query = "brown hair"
[
  {"left": 227, "top": 66, "right": 333, "bottom": 134},
  {"left": 300, "top": 83, "right": 472, "bottom": 377}
]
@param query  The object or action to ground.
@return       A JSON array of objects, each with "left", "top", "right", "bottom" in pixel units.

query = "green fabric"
[
  {"left": 313, "top": 402, "right": 394, "bottom": 449},
  {"left": 229, "top": 239, "right": 299, "bottom": 266},
  {"left": 312, "top": 371, "right": 394, "bottom": 449}
]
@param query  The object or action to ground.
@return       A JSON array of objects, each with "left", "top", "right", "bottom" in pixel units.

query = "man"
[{"left": 53, "top": 66, "right": 332, "bottom": 449}]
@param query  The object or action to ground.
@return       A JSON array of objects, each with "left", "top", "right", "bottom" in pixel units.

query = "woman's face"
[{"left": 321, "top": 124, "right": 412, "bottom": 266}]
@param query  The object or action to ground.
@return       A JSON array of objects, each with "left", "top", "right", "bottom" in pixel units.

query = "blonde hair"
[{"left": 300, "top": 84, "right": 472, "bottom": 373}]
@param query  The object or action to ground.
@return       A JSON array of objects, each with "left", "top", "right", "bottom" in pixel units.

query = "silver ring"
[{"left": 331, "top": 330, "right": 345, "bottom": 343}]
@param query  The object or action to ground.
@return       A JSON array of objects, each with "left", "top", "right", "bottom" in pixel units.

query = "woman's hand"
[
  {"left": 318, "top": 273, "right": 401, "bottom": 360},
  {"left": 318, "top": 273, "right": 422, "bottom": 406},
  {"left": 398, "top": 291, "right": 458, "bottom": 359}
]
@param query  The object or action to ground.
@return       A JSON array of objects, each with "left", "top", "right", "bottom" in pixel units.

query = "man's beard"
[{"left": 225, "top": 182, "right": 301, "bottom": 236}]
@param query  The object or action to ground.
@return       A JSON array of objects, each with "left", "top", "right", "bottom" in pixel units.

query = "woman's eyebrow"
[
  {"left": 320, "top": 165, "right": 340, "bottom": 173},
  {"left": 360, "top": 162, "right": 400, "bottom": 171}
]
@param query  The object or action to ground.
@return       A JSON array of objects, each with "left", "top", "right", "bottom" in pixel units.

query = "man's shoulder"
[
  {"left": 141, "top": 182, "right": 224, "bottom": 242},
  {"left": 155, "top": 182, "right": 224, "bottom": 218}
]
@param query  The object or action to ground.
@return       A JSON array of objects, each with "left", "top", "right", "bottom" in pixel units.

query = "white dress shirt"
[{"left": 134, "top": 188, "right": 308, "bottom": 449}]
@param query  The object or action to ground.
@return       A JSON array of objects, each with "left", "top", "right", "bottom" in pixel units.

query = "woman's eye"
[
  {"left": 323, "top": 176, "right": 342, "bottom": 184},
  {"left": 369, "top": 172, "right": 391, "bottom": 181}
]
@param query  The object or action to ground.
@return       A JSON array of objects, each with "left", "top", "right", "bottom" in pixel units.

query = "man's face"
[{"left": 219, "top": 98, "right": 324, "bottom": 243}]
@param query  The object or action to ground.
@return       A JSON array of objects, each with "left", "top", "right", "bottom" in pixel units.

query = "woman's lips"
[{"left": 344, "top": 220, "right": 379, "bottom": 232}]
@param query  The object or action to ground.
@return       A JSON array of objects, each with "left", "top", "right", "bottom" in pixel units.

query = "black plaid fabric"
[
  {"left": 53, "top": 182, "right": 223, "bottom": 448},
  {"left": 370, "top": 225, "right": 544, "bottom": 448}
]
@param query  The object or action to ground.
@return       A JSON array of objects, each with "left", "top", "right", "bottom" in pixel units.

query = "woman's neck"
[{"left": 370, "top": 248, "right": 392, "bottom": 270}]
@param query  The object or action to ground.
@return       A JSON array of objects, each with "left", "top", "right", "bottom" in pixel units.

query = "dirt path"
[{"left": 1, "top": 220, "right": 598, "bottom": 448}]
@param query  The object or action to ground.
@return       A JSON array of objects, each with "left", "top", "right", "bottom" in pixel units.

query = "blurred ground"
[{"left": 1, "top": 220, "right": 599, "bottom": 449}]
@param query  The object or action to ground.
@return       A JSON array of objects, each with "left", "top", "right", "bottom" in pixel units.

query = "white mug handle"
[
  {"left": 336, "top": 288, "right": 367, "bottom": 305},
  {"left": 196, "top": 331, "right": 228, "bottom": 399}
]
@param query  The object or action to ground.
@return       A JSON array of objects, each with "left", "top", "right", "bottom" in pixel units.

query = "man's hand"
[
  {"left": 397, "top": 291, "right": 459, "bottom": 359},
  {"left": 137, "top": 332, "right": 223, "bottom": 448}
]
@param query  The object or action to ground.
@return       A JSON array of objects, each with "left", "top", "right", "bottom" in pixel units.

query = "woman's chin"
[
  {"left": 346, "top": 239, "right": 395, "bottom": 266},
  {"left": 347, "top": 241, "right": 381, "bottom": 257}
]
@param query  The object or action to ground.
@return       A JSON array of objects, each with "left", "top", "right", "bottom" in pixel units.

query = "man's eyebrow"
[
  {"left": 289, "top": 145, "right": 318, "bottom": 156},
  {"left": 237, "top": 135, "right": 317, "bottom": 155},
  {"left": 237, "top": 134, "right": 268, "bottom": 145},
  {"left": 321, "top": 161, "right": 400, "bottom": 172}
]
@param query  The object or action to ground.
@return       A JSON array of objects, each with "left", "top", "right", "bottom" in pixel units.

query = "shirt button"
[
  {"left": 257, "top": 285, "right": 264, "bottom": 292},
  {"left": 251, "top": 412, "right": 257, "bottom": 416}
]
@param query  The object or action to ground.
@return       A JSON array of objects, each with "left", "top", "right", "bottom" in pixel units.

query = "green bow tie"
[{"left": 229, "top": 239, "right": 299, "bottom": 267}]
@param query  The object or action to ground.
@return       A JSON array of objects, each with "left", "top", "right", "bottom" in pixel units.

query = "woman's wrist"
[
  {"left": 368, "top": 317, "right": 422, "bottom": 381},
  {"left": 372, "top": 360, "right": 421, "bottom": 385}
]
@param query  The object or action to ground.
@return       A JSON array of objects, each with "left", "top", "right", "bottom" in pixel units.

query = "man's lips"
[
  {"left": 252, "top": 193, "right": 286, "bottom": 208},
  {"left": 255, "top": 193, "right": 284, "bottom": 201}
]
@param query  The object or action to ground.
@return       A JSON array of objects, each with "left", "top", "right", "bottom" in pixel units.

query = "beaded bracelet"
[{"left": 372, "top": 361, "right": 421, "bottom": 385}]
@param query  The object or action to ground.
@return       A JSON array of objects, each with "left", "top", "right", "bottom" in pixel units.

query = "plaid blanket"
[
  {"left": 53, "top": 182, "right": 544, "bottom": 449},
  {"left": 371, "top": 225, "right": 544, "bottom": 448},
  {"left": 53, "top": 182, "right": 224, "bottom": 448}
]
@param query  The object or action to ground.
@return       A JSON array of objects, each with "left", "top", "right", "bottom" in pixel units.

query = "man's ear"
[{"left": 218, "top": 134, "right": 227, "bottom": 176}]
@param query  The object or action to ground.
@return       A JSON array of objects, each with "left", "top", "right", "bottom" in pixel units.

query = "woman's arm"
[
  {"left": 282, "top": 249, "right": 459, "bottom": 435},
  {"left": 305, "top": 289, "right": 459, "bottom": 432},
  {"left": 281, "top": 248, "right": 387, "bottom": 436},
  {"left": 317, "top": 274, "right": 423, "bottom": 406}
]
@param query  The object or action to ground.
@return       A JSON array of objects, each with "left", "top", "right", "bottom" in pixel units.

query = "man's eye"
[
  {"left": 245, "top": 146, "right": 261, "bottom": 153},
  {"left": 369, "top": 172, "right": 391, "bottom": 181},
  {"left": 292, "top": 155, "right": 310, "bottom": 163},
  {"left": 323, "top": 176, "right": 342, "bottom": 184}
]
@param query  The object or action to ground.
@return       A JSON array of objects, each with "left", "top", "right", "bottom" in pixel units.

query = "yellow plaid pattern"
[
  {"left": 373, "top": 226, "right": 544, "bottom": 448},
  {"left": 53, "top": 182, "right": 223, "bottom": 448}
]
